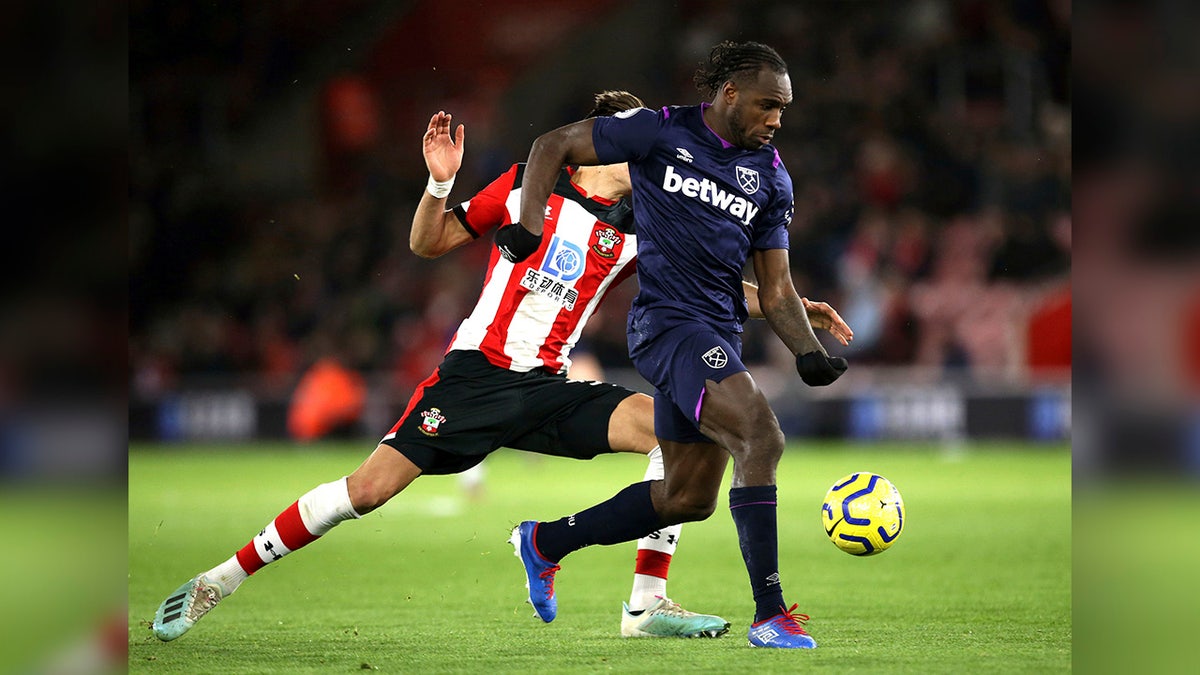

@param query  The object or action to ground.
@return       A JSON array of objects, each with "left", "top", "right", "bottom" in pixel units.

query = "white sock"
[
  {"left": 629, "top": 447, "right": 681, "bottom": 612},
  {"left": 208, "top": 477, "right": 361, "bottom": 594},
  {"left": 204, "top": 555, "right": 249, "bottom": 594},
  {"left": 629, "top": 573, "right": 668, "bottom": 612},
  {"left": 296, "top": 476, "right": 361, "bottom": 535},
  {"left": 458, "top": 462, "right": 486, "bottom": 499}
]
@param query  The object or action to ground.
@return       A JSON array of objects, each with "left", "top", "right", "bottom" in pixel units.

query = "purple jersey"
[{"left": 592, "top": 104, "right": 793, "bottom": 332}]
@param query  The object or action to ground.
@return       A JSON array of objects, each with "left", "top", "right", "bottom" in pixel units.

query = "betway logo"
[{"left": 661, "top": 165, "right": 759, "bottom": 226}]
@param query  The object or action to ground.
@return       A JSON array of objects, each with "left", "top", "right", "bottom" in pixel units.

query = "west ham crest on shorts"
[
  {"left": 736, "top": 166, "right": 760, "bottom": 195},
  {"left": 701, "top": 346, "right": 728, "bottom": 369},
  {"left": 419, "top": 407, "right": 446, "bottom": 436}
]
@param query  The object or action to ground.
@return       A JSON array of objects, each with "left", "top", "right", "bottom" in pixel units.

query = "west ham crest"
[
  {"left": 736, "top": 166, "right": 761, "bottom": 195},
  {"left": 701, "top": 346, "right": 728, "bottom": 369},
  {"left": 590, "top": 225, "right": 623, "bottom": 258},
  {"left": 418, "top": 407, "right": 447, "bottom": 436}
]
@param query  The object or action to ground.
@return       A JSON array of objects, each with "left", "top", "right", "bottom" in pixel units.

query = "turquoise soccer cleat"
[
  {"left": 620, "top": 596, "right": 730, "bottom": 638},
  {"left": 151, "top": 575, "right": 228, "bottom": 641}
]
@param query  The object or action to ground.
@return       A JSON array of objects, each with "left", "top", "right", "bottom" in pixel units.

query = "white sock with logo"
[
  {"left": 204, "top": 477, "right": 361, "bottom": 595},
  {"left": 628, "top": 447, "right": 682, "bottom": 612}
]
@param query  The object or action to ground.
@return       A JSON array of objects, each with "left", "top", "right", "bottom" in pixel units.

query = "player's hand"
[
  {"left": 494, "top": 222, "right": 542, "bottom": 263},
  {"left": 795, "top": 351, "right": 848, "bottom": 386},
  {"left": 423, "top": 111, "right": 464, "bottom": 181},
  {"left": 802, "top": 297, "right": 854, "bottom": 346}
]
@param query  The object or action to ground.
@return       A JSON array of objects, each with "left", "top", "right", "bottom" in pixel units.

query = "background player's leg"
[
  {"left": 619, "top": 444, "right": 725, "bottom": 637},
  {"left": 614, "top": 439, "right": 732, "bottom": 638},
  {"left": 628, "top": 447, "right": 677, "bottom": 610},
  {"left": 151, "top": 445, "right": 422, "bottom": 641},
  {"left": 603, "top": 397, "right": 683, "bottom": 610},
  {"left": 229, "top": 444, "right": 422, "bottom": 584}
]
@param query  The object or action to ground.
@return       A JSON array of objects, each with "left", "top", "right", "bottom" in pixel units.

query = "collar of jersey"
[
  {"left": 565, "top": 165, "right": 618, "bottom": 206},
  {"left": 698, "top": 102, "right": 737, "bottom": 149}
]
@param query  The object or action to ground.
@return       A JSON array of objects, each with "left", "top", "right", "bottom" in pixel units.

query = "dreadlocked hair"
[
  {"left": 693, "top": 41, "right": 788, "bottom": 98},
  {"left": 586, "top": 90, "right": 645, "bottom": 118}
]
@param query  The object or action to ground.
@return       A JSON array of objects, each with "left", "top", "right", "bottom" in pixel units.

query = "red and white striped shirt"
[{"left": 447, "top": 164, "right": 637, "bottom": 374}]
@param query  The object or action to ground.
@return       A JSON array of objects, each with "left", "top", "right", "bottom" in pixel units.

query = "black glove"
[
  {"left": 795, "top": 351, "right": 848, "bottom": 386},
  {"left": 494, "top": 222, "right": 542, "bottom": 263}
]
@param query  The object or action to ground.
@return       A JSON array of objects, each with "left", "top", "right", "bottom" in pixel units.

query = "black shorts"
[{"left": 380, "top": 350, "right": 637, "bottom": 475}]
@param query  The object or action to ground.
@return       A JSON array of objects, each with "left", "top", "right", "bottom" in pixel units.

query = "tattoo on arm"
[{"left": 762, "top": 292, "right": 824, "bottom": 356}]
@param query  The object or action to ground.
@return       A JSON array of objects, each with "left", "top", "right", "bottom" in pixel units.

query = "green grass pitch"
[{"left": 129, "top": 440, "right": 1070, "bottom": 673}]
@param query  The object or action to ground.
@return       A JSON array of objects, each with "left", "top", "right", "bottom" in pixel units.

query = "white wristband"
[{"left": 426, "top": 174, "right": 455, "bottom": 199}]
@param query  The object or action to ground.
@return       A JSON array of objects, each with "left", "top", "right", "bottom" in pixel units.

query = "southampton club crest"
[
  {"left": 736, "top": 166, "right": 761, "bottom": 195},
  {"left": 701, "top": 346, "right": 728, "bottom": 369},
  {"left": 590, "top": 225, "right": 624, "bottom": 258},
  {"left": 418, "top": 407, "right": 447, "bottom": 436}
]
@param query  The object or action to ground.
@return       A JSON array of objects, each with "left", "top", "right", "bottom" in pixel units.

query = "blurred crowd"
[{"left": 129, "top": 0, "right": 1072, "bottom": 404}]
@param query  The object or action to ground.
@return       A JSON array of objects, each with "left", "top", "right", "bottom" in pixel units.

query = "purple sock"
[
  {"left": 729, "top": 484, "right": 786, "bottom": 622},
  {"left": 535, "top": 481, "right": 660, "bottom": 562}
]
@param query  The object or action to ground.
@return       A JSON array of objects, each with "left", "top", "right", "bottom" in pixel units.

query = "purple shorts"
[{"left": 628, "top": 307, "right": 746, "bottom": 443}]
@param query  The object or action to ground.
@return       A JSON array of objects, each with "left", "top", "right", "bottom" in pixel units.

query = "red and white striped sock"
[
  {"left": 629, "top": 447, "right": 680, "bottom": 612},
  {"left": 203, "top": 477, "right": 360, "bottom": 594}
]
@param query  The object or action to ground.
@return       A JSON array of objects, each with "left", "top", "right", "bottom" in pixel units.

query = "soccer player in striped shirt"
[{"left": 499, "top": 41, "right": 851, "bottom": 649}]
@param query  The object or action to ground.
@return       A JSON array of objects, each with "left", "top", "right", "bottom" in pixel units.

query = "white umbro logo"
[
  {"left": 758, "top": 627, "right": 781, "bottom": 642},
  {"left": 702, "top": 346, "right": 728, "bottom": 369},
  {"left": 675, "top": 147, "right": 694, "bottom": 163}
]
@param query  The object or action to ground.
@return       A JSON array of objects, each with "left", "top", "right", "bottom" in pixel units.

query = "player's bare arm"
[
  {"left": 494, "top": 118, "right": 603, "bottom": 262},
  {"left": 753, "top": 248, "right": 847, "bottom": 385},
  {"left": 742, "top": 280, "right": 764, "bottom": 319},
  {"left": 751, "top": 248, "right": 825, "bottom": 356},
  {"left": 742, "top": 280, "right": 854, "bottom": 347},
  {"left": 411, "top": 111, "right": 473, "bottom": 258},
  {"left": 519, "top": 119, "right": 603, "bottom": 235}
]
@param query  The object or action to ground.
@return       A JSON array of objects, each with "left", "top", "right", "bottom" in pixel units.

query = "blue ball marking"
[
  {"left": 831, "top": 473, "right": 860, "bottom": 491},
  {"left": 838, "top": 532, "right": 875, "bottom": 555},
  {"left": 840, "top": 473, "right": 881, "bottom": 526},
  {"left": 878, "top": 499, "right": 904, "bottom": 542}
]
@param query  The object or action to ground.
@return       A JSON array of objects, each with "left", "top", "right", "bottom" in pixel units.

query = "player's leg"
[
  {"left": 151, "top": 444, "right": 421, "bottom": 641},
  {"left": 603, "top": 394, "right": 680, "bottom": 609},
  {"left": 508, "top": 384, "right": 669, "bottom": 569},
  {"left": 504, "top": 385, "right": 662, "bottom": 623},
  {"left": 604, "top": 393, "right": 730, "bottom": 637},
  {"left": 150, "top": 355, "right": 470, "bottom": 642},
  {"left": 697, "top": 372, "right": 815, "bottom": 649},
  {"left": 630, "top": 317, "right": 813, "bottom": 648},
  {"left": 457, "top": 461, "right": 486, "bottom": 501},
  {"left": 504, "top": 384, "right": 720, "bottom": 629}
]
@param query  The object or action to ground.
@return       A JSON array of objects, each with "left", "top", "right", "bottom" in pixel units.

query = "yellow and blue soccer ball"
[{"left": 821, "top": 472, "right": 905, "bottom": 556}]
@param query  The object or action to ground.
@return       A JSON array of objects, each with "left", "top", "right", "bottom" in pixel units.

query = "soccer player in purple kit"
[{"left": 498, "top": 41, "right": 849, "bottom": 649}]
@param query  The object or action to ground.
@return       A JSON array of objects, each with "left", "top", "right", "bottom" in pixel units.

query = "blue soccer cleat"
[
  {"left": 151, "top": 574, "right": 229, "bottom": 641},
  {"left": 508, "top": 521, "right": 560, "bottom": 622},
  {"left": 746, "top": 604, "right": 818, "bottom": 649}
]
